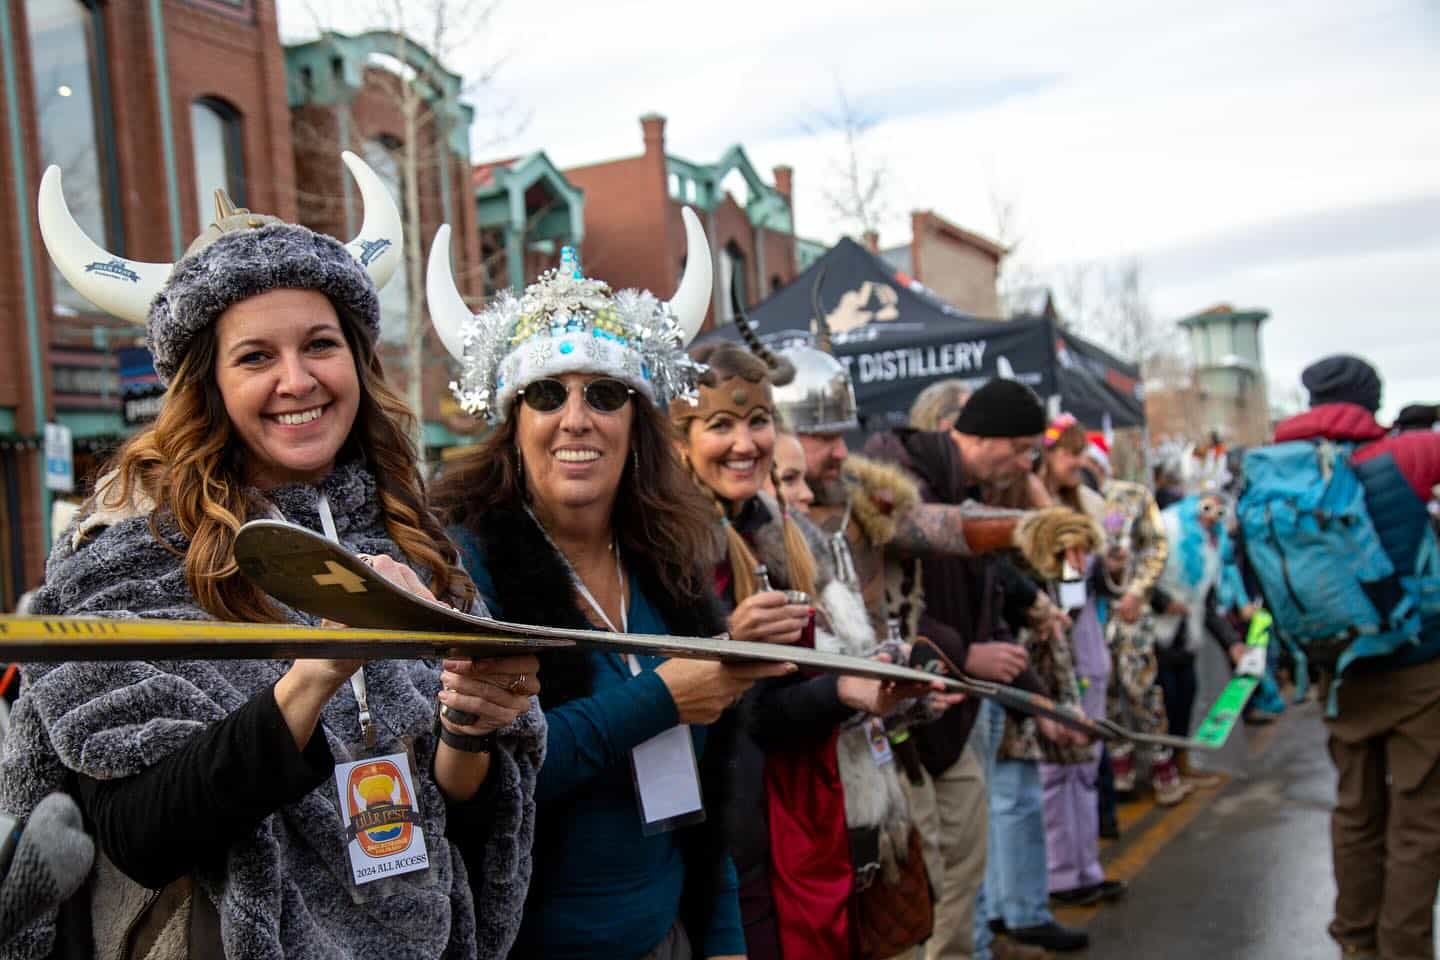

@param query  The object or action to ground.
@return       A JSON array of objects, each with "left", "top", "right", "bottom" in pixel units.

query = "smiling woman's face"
[
  {"left": 515, "top": 371, "right": 634, "bottom": 515},
  {"left": 682, "top": 404, "right": 775, "bottom": 505},
  {"left": 213, "top": 288, "right": 359, "bottom": 489}
]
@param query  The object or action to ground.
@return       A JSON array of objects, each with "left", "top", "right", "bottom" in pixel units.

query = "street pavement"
[{"left": 1064, "top": 700, "right": 1440, "bottom": 958}]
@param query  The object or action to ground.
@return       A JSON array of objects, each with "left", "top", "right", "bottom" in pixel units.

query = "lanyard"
[
  {"left": 317, "top": 492, "right": 376, "bottom": 748},
  {"left": 523, "top": 505, "right": 635, "bottom": 670}
]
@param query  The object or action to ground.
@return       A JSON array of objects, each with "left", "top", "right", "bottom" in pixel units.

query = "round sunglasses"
[{"left": 520, "top": 377, "right": 635, "bottom": 414}]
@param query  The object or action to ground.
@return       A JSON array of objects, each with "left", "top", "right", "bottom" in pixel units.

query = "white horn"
[
  {"left": 37, "top": 165, "right": 174, "bottom": 323},
  {"left": 667, "top": 206, "right": 712, "bottom": 345},
  {"left": 342, "top": 150, "right": 403, "bottom": 291},
  {"left": 425, "top": 225, "right": 472, "bottom": 362}
]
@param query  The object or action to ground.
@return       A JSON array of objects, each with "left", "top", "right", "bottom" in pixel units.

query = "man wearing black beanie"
[
  {"left": 867, "top": 378, "right": 1091, "bottom": 956},
  {"left": 1267, "top": 355, "right": 1440, "bottom": 959}
]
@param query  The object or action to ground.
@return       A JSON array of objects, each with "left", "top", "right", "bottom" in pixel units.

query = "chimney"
[
  {"left": 640, "top": 113, "right": 666, "bottom": 157},
  {"left": 862, "top": 229, "right": 880, "bottom": 253},
  {"left": 772, "top": 165, "right": 793, "bottom": 200}
]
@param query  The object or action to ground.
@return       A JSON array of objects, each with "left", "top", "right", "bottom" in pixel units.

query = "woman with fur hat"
[
  {"left": 673, "top": 335, "right": 948, "bottom": 960},
  {"left": 2, "top": 156, "right": 544, "bottom": 958},
  {"left": 431, "top": 216, "right": 783, "bottom": 959}
]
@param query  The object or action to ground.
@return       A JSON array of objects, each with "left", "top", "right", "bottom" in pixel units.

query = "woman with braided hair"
[{"left": 674, "top": 340, "right": 945, "bottom": 960}]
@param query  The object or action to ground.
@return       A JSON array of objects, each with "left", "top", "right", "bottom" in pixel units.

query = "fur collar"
[
  {"left": 459, "top": 502, "right": 735, "bottom": 940},
  {"left": 841, "top": 456, "right": 920, "bottom": 547}
]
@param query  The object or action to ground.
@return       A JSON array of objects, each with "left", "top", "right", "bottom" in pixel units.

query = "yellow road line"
[{"left": 1055, "top": 779, "right": 1229, "bottom": 928}]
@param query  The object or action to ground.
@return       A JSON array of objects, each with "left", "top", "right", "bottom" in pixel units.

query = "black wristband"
[{"left": 439, "top": 726, "right": 497, "bottom": 754}]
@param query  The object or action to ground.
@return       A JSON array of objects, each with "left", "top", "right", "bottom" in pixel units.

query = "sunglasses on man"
[{"left": 519, "top": 377, "right": 635, "bottom": 414}]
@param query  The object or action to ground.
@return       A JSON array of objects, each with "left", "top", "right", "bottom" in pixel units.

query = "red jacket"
[{"left": 1274, "top": 404, "right": 1440, "bottom": 503}]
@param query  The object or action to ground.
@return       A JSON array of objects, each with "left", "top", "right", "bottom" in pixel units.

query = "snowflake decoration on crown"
[{"left": 448, "top": 246, "right": 705, "bottom": 421}]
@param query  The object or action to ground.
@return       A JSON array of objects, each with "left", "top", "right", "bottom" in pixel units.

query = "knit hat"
[
  {"left": 1301, "top": 355, "right": 1382, "bottom": 413},
  {"left": 429, "top": 209, "right": 712, "bottom": 421},
  {"left": 952, "top": 377, "right": 1047, "bottom": 438},
  {"left": 37, "top": 151, "right": 403, "bottom": 385},
  {"left": 146, "top": 224, "right": 381, "bottom": 383},
  {"left": 1394, "top": 403, "right": 1439, "bottom": 432}
]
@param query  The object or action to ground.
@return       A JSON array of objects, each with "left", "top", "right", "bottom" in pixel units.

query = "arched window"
[
  {"left": 26, "top": 0, "right": 120, "bottom": 313},
  {"left": 363, "top": 137, "right": 408, "bottom": 343},
  {"left": 191, "top": 97, "right": 245, "bottom": 231}
]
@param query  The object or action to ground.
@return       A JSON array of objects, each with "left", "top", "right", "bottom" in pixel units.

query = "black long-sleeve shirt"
[
  {"left": 76, "top": 686, "right": 332, "bottom": 888},
  {"left": 77, "top": 685, "right": 497, "bottom": 889}
]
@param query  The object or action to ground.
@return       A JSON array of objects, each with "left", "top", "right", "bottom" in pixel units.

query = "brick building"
[
  {"left": 563, "top": 114, "right": 799, "bottom": 332},
  {"left": 878, "top": 210, "right": 1007, "bottom": 318},
  {"left": 1, "top": 0, "right": 298, "bottom": 605},
  {"left": 0, "top": 1, "right": 489, "bottom": 605}
]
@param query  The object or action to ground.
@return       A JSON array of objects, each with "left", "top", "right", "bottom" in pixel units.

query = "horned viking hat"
[
  {"left": 770, "top": 267, "right": 860, "bottom": 434},
  {"left": 38, "top": 151, "right": 402, "bottom": 384},
  {"left": 428, "top": 207, "right": 713, "bottom": 421}
]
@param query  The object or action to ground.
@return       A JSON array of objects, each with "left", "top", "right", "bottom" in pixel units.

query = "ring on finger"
[{"left": 507, "top": 674, "right": 527, "bottom": 694}]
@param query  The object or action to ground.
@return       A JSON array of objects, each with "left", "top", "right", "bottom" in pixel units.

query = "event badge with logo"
[{"left": 333, "top": 751, "right": 430, "bottom": 887}]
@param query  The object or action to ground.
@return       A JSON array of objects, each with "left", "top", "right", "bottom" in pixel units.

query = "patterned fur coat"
[{"left": 0, "top": 460, "right": 543, "bottom": 960}]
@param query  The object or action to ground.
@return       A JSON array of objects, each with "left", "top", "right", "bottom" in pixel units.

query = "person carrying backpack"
[{"left": 1241, "top": 355, "right": 1440, "bottom": 960}]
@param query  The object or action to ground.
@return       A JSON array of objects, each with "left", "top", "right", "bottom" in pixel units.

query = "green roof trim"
[
  {"left": 664, "top": 144, "right": 791, "bottom": 232},
  {"left": 1179, "top": 308, "right": 1270, "bottom": 328},
  {"left": 284, "top": 31, "right": 475, "bottom": 158},
  {"left": 473, "top": 151, "right": 585, "bottom": 244}
]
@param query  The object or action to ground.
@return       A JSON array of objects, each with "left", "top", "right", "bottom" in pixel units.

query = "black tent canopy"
[{"left": 709, "top": 236, "right": 1145, "bottom": 432}]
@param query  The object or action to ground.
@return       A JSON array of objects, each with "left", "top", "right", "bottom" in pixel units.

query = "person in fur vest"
[
  {"left": 674, "top": 340, "right": 955, "bottom": 960},
  {"left": 2, "top": 163, "right": 544, "bottom": 959}
]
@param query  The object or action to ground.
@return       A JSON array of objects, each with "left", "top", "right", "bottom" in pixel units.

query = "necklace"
[{"left": 523, "top": 504, "right": 627, "bottom": 633}]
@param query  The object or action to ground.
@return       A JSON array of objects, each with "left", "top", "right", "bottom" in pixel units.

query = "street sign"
[{"left": 43, "top": 423, "right": 74, "bottom": 493}]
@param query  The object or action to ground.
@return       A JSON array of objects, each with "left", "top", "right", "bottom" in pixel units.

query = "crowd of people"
[{"left": 0, "top": 154, "right": 1435, "bottom": 960}]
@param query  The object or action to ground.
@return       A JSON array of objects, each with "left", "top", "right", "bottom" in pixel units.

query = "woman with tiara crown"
[{"left": 431, "top": 212, "right": 786, "bottom": 959}]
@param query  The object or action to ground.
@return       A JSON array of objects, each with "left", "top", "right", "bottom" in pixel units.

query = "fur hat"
[
  {"left": 147, "top": 224, "right": 380, "bottom": 383},
  {"left": 37, "top": 151, "right": 403, "bottom": 386}
]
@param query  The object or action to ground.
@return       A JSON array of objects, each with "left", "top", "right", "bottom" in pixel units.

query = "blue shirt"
[{"left": 455, "top": 529, "right": 744, "bottom": 959}]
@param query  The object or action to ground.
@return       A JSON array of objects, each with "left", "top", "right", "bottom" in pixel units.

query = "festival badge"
[{"left": 333, "top": 752, "right": 430, "bottom": 887}]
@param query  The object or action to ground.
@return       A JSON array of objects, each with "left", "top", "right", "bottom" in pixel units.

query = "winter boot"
[
  {"left": 1111, "top": 742, "right": 1137, "bottom": 797},
  {"left": 1151, "top": 748, "right": 1193, "bottom": 806}
]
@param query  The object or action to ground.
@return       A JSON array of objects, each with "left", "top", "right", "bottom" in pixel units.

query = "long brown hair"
[
  {"left": 433, "top": 392, "right": 716, "bottom": 601},
  {"left": 98, "top": 308, "right": 473, "bottom": 622},
  {"left": 678, "top": 342, "right": 817, "bottom": 604}
]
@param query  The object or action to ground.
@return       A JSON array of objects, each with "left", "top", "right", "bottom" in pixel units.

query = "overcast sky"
[{"left": 279, "top": 0, "right": 1439, "bottom": 421}]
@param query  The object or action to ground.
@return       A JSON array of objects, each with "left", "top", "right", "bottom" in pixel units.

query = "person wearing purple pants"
[{"left": 1037, "top": 415, "right": 1128, "bottom": 907}]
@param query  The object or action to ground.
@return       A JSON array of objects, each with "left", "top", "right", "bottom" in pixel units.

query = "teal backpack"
[{"left": 1236, "top": 440, "right": 1440, "bottom": 692}]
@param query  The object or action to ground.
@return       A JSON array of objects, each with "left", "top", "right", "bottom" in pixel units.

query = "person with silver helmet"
[{"left": 770, "top": 275, "right": 1084, "bottom": 959}]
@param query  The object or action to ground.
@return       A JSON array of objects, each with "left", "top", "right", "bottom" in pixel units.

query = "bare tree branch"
[{"left": 803, "top": 83, "right": 890, "bottom": 236}]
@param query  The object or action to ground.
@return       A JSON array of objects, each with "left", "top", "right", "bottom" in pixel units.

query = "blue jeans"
[{"left": 974, "top": 701, "right": 1055, "bottom": 953}]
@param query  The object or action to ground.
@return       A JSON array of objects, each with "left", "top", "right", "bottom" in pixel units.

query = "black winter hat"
[
  {"left": 952, "top": 377, "right": 1047, "bottom": 438},
  {"left": 1301, "top": 355, "right": 1382, "bottom": 413},
  {"left": 1394, "top": 403, "right": 1439, "bottom": 432}
]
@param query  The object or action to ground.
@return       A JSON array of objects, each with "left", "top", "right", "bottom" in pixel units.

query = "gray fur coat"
[{"left": 0, "top": 460, "right": 543, "bottom": 959}]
